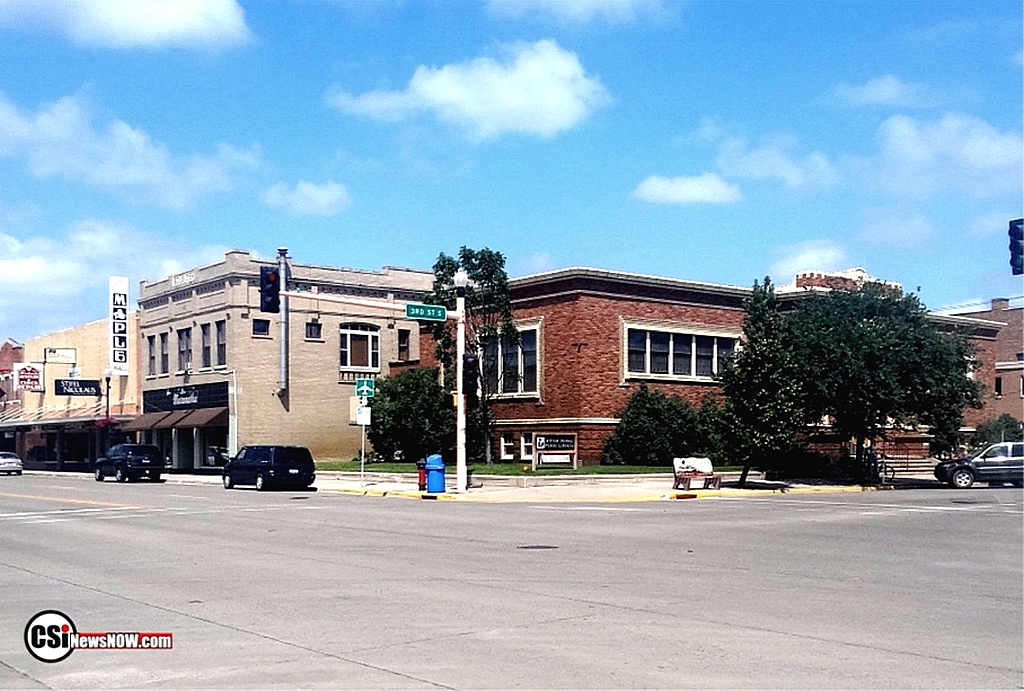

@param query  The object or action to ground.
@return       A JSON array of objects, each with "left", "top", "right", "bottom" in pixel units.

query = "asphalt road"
[{"left": 0, "top": 475, "right": 1020, "bottom": 689}]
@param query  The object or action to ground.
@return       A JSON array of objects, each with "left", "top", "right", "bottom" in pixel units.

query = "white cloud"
[
  {"left": 770, "top": 240, "right": 847, "bottom": 281},
  {"left": 633, "top": 173, "right": 741, "bottom": 204},
  {"left": 487, "top": 0, "right": 667, "bottom": 24},
  {"left": 716, "top": 135, "right": 840, "bottom": 191},
  {"left": 0, "top": 0, "right": 252, "bottom": 48},
  {"left": 827, "top": 74, "right": 937, "bottom": 108},
  {"left": 326, "top": 39, "right": 611, "bottom": 141},
  {"left": 513, "top": 252, "right": 559, "bottom": 276},
  {"left": 263, "top": 180, "right": 352, "bottom": 216},
  {"left": 0, "top": 93, "right": 260, "bottom": 208},
  {"left": 857, "top": 210, "right": 936, "bottom": 248},
  {"left": 863, "top": 113, "right": 1022, "bottom": 199},
  {"left": 0, "top": 220, "right": 229, "bottom": 339}
]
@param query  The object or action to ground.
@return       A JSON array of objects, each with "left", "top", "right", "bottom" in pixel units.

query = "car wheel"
[
  {"left": 115, "top": 465, "right": 128, "bottom": 483},
  {"left": 1011, "top": 480, "right": 1023, "bottom": 488},
  {"left": 255, "top": 472, "right": 267, "bottom": 492},
  {"left": 94, "top": 466, "right": 105, "bottom": 482},
  {"left": 950, "top": 468, "right": 975, "bottom": 489},
  {"left": 151, "top": 473, "right": 161, "bottom": 482},
  {"left": 223, "top": 473, "right": 234, "bottom": 489}
]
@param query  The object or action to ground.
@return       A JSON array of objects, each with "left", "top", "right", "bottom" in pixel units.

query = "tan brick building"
[
  {"left": 132, "top": 249, "right": 434, "bottom": 469},
  {"left": 0, "top": 317, "right": 142, "bottom": 468}
]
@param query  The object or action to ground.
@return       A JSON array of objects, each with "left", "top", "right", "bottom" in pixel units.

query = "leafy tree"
[
  {"left": 425, "top": 247, "right": 517, "bottom": 462},
  {"left": 786, "top": 283, "right": 983, "bottom": 477},
  {"left": 717, "top": 277, "right": 808, "bottom": 485},
  {"left": 367, "top": 368, "right": 455, "bottom": 464},
  {"left": 603, "top": 384, "right": 703, "bottom": 466},
  {"left": 974, "top": 414, "right": 1024, "bottom": 447}
]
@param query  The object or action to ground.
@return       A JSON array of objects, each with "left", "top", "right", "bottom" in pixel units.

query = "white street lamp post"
[{"left": 454, "top": 268, "right": 468, "bottom": 493}]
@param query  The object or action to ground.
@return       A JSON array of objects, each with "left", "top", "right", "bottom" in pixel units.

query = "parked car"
[
  {"left": 222, "top": 445, "right": 316, "bottom": 491},
  {"left": 934, "top": 442, "right": 1024, "bottom": 488},
  {"left": 0, "top": 451, "right": 22, "bottom": 476},
  {"left": 94, "top": 444, "right": 166, "bottom": 482}
]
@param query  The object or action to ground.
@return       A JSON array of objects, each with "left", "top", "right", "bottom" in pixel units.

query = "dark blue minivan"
[{"left": 223, "top": 445, "right": 316, "bottom": 491}]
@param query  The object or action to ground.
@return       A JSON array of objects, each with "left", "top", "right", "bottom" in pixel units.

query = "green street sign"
[
  {"left": 406, "top": 303, "right": 447, "bottom": 322},
  {"left": 355, "top": 378, "right": 375, "bottom": 398}
]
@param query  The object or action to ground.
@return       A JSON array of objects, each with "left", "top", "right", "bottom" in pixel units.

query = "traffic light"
[
  {"left": 1010, "top": 219, "right": 1024, "bottom": 276},
  {"left": 259, "top": 266, "right": 281, "bottom": 313},
  {"left": 462, "top": 352, "right": 479, "bottom": 406}
]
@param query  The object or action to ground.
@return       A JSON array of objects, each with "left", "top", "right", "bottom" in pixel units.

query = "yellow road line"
[{"left": 0, "top": 492, "right": 142, "bottom": 508}]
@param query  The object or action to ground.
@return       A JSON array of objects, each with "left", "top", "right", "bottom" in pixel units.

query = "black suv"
[
  {"left": 222, "top": 445, "right": 316, "bottom": 491},
  {"left": 94, "top": 444, "right": 166, "bottom": 482},
  {"left": 934, "top": 442, "right": 1024, "bottom": 489}
]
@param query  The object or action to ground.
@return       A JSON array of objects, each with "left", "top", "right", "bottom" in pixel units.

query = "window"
[
  {"left": 482, "top": 327, "right": 538, "bottom": 396},
  {"left": 397, "top": 329, "right": 411, "bottom": 361},
  {"left": 994, "top": 376, "right": 1003, "bottom": 397},
  {"left": 201, "top": 324, "right": 211, "bottom": 368},
  {"left": 215, "top": 320, "right": 227, "bottom": 365},
  {"left": 501, "top": 433, "right": 515, "bottom": 460},
  {"left": 626, "top": 327, "right": 737, "bottom": 379},
  {"left": 340, "top": 323, "right": 380, "bottom": 371},
  {"left": 159, "top": 333, "right": 169, "bottom": 374},
  {"left": 521, "top": 432, "right": 534, "bottom": 461},
  {"left": 252, "top": 319, "right": 270, "bottom": 337},
  {"left": 305, "top": 320, "right": 322, "bottom": 340},
  {"left": 147, "top": 335, "right": 156, "bottom": 376},
  {"left": 177, "top": 328, "right": 192, "bottom": 371}
]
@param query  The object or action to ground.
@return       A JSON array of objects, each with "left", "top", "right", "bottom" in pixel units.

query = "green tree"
[
  {"left": 786, "top": 283, "right": 983, "bottom": 477},
  {"left": 425, "top": 247, "right": 517, "bottom": 462},
  {"left": 367, "top": 368, "right": 455, "bottom": 464},
  {"left": 603, "top": 384, "right": 703, "bottom": 466},
  {"left": 717, "top": 277, "right": 808, "bottom": 485},
  {"left": 974, "top": 414, "right": 1024, "bottom": 447}
]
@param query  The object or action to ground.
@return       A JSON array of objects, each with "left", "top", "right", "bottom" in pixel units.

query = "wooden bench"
[{"left": 672, "top": 457, "right": 722, "bottom": 490}]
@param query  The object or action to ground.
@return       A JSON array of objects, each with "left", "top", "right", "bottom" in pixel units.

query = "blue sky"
[{"left": 0, "top": 0, "right": 1021, "bottom": 342}]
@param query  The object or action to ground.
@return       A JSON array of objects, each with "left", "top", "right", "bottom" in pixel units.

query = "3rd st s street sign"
[{"left": 405, "top": 303, "right": 447, "bottom": 322}]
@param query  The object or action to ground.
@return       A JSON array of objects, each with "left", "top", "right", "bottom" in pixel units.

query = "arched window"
[{"left": 339, "top": 323, "right": 380, "bottom": 371}]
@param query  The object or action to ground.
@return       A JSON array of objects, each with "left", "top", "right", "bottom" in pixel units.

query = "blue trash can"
[{"left": 425, "top": 454, "right": 445, "bottom": 493}]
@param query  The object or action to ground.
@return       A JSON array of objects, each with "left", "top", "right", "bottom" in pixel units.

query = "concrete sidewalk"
[{"left": 26, "top": 468, "right": 943, "bottom": 503}]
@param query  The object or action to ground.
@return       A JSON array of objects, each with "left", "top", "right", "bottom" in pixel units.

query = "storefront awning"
[
  {"left": 179, "top": 407, "right": 228, "bottom": 428},
  {"left": 120, "top": 411, "right": 172, "bottom": 432},
  {"left": 152, "top": 410, "right": 193, "bottom": 429}
]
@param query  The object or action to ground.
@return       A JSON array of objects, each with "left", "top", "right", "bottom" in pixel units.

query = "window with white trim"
[
  {"left": 482, "top": 327, "right": 538, "bottom": 396},
  {"left": 521, "top": 432, "right": 534, "bottom": 461},
  {"left": 626, "top": 327, "right": 736, "bottom": 379},
  {"left": 500, "top": 433, "right": 515, "bottom": 460},
  {"left": 340, "top": 323, "right": 380, "bottom": 371}
]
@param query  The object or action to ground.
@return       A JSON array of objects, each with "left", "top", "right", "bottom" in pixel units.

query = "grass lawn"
[{"left": 315, "top": 461, "right": 741, "bottom": 475}]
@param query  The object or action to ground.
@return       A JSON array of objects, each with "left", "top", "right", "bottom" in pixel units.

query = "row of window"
[
  {"left": 147, "top": 320, "right": 737, "bottom": 390},
  {"left": 147, "top": 321, "right": 227, "bottom": 375}
]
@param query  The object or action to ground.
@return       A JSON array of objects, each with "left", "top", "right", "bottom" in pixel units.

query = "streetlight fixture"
[{"left": 453, "top": 268, "right": 469, "bottom": 493}]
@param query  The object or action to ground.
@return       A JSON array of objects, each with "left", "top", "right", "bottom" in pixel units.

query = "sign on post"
[
  {"left": 109, "top": 276, "right": 130, "bottom": 376},
  {"left": 354, "top": 378, "right": 375, "bottom": 398},
  {"left": 405, "top": 303, "right": 447, "bottom": 322}
]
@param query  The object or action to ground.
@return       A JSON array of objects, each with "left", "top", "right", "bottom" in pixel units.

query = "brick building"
[
  {"left": 132, "top": 249, "right": 434, "bottom": 470},
  {"left": 420, "top": 266, "right": 1005, "bottom": 467},
  {"left": 943, "top": 297, "right": 1024, "bottom": 427}
]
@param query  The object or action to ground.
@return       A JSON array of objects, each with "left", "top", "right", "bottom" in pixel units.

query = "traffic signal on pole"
[
  {"left": 1010, "top": 219, "right": 1024, "bottom": 276},
  {"left": 260, "top": 266, "right": 281, "bottom": 313},
  {"left": 462, "top": 352, "right": 479, "bottom": 406}
]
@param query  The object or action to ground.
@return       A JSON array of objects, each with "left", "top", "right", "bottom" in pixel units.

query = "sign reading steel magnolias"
[{"left": 109, "top": 276, "right": 130, "bottom": 376}]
